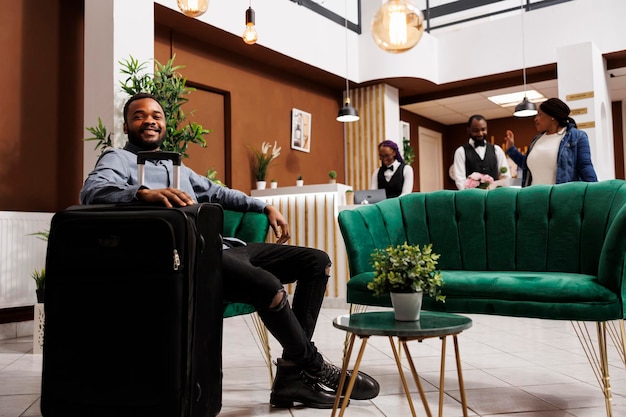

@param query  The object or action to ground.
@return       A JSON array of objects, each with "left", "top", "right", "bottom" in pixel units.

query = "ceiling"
[
  {"left": 157, "top": 6, "right": 626, "bottom": 128},
  {"left": 401, "top": 66, "right": 626, "bottom": 125}
]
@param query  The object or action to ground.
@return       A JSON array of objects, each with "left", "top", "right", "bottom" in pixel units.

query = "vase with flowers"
[
  {"left": 252, "top": 141, "right": 281, "bottom": 189},
  {"left": 465, "top": 172, "right": 494, "bottom": 190},
  {"left": 368, "top": 243, "right": 445, "bottom": 321}
]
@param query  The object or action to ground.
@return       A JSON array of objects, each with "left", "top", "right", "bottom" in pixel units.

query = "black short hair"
[
  {"left": 467, "top": 114, "right": 486, "bottom": 127},
  {"left": 123, "top": 93, "right": 162, "bottom": 123}
]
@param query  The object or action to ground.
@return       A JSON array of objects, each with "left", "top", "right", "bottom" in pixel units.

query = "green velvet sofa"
[{"left": 338, "top": 180, "right": 626, "bottom": 416}]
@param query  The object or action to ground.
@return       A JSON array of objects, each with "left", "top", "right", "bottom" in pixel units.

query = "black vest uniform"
[
  {"left": 463, "top": 143, "right": 499, "bottom": 179},
  {"left": 377, "top": 163, "right": 406, "bottom": 198}
]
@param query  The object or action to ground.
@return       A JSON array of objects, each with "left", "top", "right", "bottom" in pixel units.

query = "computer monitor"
[{"left": 353, "top": 189, "right": 387, "bottom": 205}]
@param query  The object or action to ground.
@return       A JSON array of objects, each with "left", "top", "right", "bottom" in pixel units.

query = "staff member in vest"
[
  {"left": 369, "top": 140, "right": 414, "bottom": 198},
  {"left": 453, "top": 114, "right": 510, "bottom": 190},
  {"left": 504, "top": 97, "right": 597, "bottom": 187}
]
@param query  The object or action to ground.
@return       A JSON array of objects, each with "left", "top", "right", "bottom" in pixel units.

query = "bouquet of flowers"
[
  {"left": 465, "top": 172, "right": 494, "bottom": 189},
  {"left": 252, "top": 141, "right": 281, "bottom": 181}
]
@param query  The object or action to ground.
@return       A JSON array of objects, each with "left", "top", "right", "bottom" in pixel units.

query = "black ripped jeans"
[{"left": 222, "top": 242, "right": 331, "bottom": 370}]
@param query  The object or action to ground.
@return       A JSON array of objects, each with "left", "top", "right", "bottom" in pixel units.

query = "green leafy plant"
[
  {"left": 403, "top": 137, "right": 415, "bottom": 165},
  {"left": 328, "top": 170, "right": 337, "bottom": 180},
  {"left": 28, "top": 230, "right": 49, "bottom": 291},
  {"left": 251, "top": 141, "right": 281, "bottom": 181},
  {"left": 297, "top": 175, "right": 303, "bottom": 181},
  {"left": 206, "top": 168, "right": 226, "bottom": 187},
  {"left": 31, "top": 268, "right": 45, "bottom": 291},
  {"left": 85, "top": 55, "right": 212, "bottom": 158},
  {"left": 367, "top": 242, "right": 445, "bottom": 302}
]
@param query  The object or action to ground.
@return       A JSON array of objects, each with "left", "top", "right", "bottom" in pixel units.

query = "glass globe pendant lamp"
[
  {"left": 371, "top": 0, "right": 424, "bottom": 54},
  {"left": 177, "top": 0, "right": 209, "bottom": 18}
]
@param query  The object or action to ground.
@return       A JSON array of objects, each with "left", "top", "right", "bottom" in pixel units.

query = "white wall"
[{"left": 154, "top": 0, "right": 626, "bottom": 85}]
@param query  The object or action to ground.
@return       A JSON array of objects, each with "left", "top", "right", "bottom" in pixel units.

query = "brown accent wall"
[
  {"left": 154, "top": 26, "right": 345, "bottom": 194},
  {"left": 0, "top": 0, "right": 84, "bottom": 212}
]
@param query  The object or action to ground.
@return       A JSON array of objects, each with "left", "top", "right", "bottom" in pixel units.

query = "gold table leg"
[
  {"left": 332, "top": 334, "right": 369, "bottom": 417},
  {"left": 453, "top": 335, "right": 469, "bottom": 417},
  {"left": 400, "top": 339, "right": 432, "bottom": 417}
]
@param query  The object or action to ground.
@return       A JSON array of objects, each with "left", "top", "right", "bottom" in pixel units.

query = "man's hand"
[
  {"left": 264, "top": 205, "right": 291, "bottom": 244},
  {"left": 504, "top": 130, "right": 515, "bottom": 149},
  {"left": 136, "top": 188, "right": 195, "bottom": 208}
]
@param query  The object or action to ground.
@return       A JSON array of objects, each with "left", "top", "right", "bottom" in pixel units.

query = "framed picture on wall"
[{"left": 291, "top": 108, "right": 312, "bottom": 153}]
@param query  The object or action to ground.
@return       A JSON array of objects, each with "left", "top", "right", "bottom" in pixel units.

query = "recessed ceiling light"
[{"left": 488, "top": 90, "right": 545, "bottom": 107}]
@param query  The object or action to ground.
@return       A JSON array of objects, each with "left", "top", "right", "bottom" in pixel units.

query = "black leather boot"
[
  {"left": 270, "top": 359, "right": 348, "bottom": 409},
  {"left": 304, "top": 361, "right": 380, "bottom": 400}
]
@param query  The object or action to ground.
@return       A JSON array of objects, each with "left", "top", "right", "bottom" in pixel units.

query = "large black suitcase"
[{"left": 40, "top": 202, "right": 224, "bottom": 417}]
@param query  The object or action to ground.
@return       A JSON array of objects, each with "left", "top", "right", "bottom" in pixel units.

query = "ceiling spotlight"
[
  {"left": 371, "top": 0, "right": 425, "bottom": 54},
  {"left": 176, "top": 0, "right": 208, "bottom": 18}
]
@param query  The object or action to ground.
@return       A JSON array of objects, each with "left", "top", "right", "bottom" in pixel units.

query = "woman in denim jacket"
[{"left": 504, "top": 97, "right": 597, "bottom": 187}]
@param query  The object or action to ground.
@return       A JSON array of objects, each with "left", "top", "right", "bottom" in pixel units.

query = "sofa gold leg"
[
  {"left": 571, "top": 321, "right": 613, "bottom": 417},
  {"left": 606, "top": 319, "right": 626, "bottom": 368},
  {"left": 250, "top": 311, "right": 273, "bottom": 386}
]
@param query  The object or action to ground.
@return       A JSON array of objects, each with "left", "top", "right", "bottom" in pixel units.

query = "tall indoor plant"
[
  {"left": 368, "top": 243, "right": 445, "bottom": 321},
  {"left": 86, "top": 55, "right": 211, "bottom": 157}
]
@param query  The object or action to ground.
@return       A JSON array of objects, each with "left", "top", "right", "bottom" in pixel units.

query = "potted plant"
[
  {"left": 296, "top": 175, "right": 304, "bottom": 187},
  {"left": 345, "top": 189, "right": 354, "bottom": 205},
  {"left": 328, "top": 170, "right": 337, "bottom": 184},
  {"left": 270, "top": 179, "right": 278, "bottom": 189},
  {"left": 252, "top": 141, "right": 281, "bottom": 190},
  {"left": 368, "top": 242, "right": 445, "bottom": 321},
  {"left": 32, "top": 268, "right": 45, "bottom": 304},
  {"left": 29, "top": 230, "right": 49, "bottom": 303}
]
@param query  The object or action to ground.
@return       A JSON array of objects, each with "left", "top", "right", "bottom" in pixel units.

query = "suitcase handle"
[{"left": 137, "top": 151, "right": 182, "bottom": 190}]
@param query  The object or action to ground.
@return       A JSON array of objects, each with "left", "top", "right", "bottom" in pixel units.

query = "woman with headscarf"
[
  {"left": 504, "top": 97, "right": 597, "bottom": 187},
  {"left": 369, "top": 140, "right": 414, "bottom": 198}
]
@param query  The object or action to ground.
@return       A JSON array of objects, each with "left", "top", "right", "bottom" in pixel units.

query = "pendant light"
[
  {"left": 513, "top": 0, "right": 537, "bottom": 117},
  {"left": 242, "top": 2, "right": 258, "bottom": 45},
  {"left": 337, "top": 0, "right": 359, "bottom": 123},
  {"left": 371, "top": 0, "right": 424, "bottom": 54},
  {"left": 176, "top": 0, "right": 208, "bottom": 18}
]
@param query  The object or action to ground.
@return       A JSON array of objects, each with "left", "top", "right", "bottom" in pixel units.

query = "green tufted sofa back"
[{"left": 338, "top": 180, "right": 626, "bottom": 306}]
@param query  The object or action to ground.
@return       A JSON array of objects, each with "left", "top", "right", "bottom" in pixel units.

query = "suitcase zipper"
[{"left": 173, "top": 249, "right": 181, "bottom": 271}]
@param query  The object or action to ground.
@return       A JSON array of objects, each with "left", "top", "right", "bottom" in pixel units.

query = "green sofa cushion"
[{"left": 347, "top": 270, "right": 620, "bottom": 321}]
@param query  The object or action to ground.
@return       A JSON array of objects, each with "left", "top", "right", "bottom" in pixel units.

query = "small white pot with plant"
[
  {"left": 368, "top": 243, "right": 445, "bottom": 321},
  {"left": 252, "top": 141, "right": 281, "bottom": 190}
]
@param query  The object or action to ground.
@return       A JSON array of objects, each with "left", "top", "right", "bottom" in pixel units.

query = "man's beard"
[{"left": 127, "top": 127, "right": 166, "bottom": 151}]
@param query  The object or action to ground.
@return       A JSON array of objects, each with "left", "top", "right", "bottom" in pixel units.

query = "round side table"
[{"left": 331, "top": 310, "right": 472, "bottom": 417}]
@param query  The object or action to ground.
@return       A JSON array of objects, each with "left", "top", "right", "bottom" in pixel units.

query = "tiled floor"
[{"left": 2, "top": 306, "right": 626, "bottom": 416}]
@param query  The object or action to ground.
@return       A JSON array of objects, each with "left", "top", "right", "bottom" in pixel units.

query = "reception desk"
[{"left": 251, "top": 184, "right": 353, "bottom": 305}]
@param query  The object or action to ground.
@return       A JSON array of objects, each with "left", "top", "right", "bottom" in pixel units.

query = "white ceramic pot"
[
  {"left": 270, "top": 181, "right": 278, "bottom": 189},
  {"left": 296, "top": 180, "right": 304, "bottom": 187},
  {"left": 256, "top": 180, "right": 267, "bottom": 190},
  {"left": 390, "top": 290, "right": 423, "bottom": 321}
]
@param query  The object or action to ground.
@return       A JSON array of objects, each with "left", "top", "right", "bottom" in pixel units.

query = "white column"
[
  {"left": 556, "top": 42, "right": 615, "bottom": 181},
  {"left": 83, "top": 0, "right": 155, "bottom": 179}
]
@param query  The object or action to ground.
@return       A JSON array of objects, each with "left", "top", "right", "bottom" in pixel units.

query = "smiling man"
[
  {"left": 79, "top": 93, "right": 380, "bottom": 409},
  {"left": 453, "top": 114, "right": 510, "bottom": 190}
]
